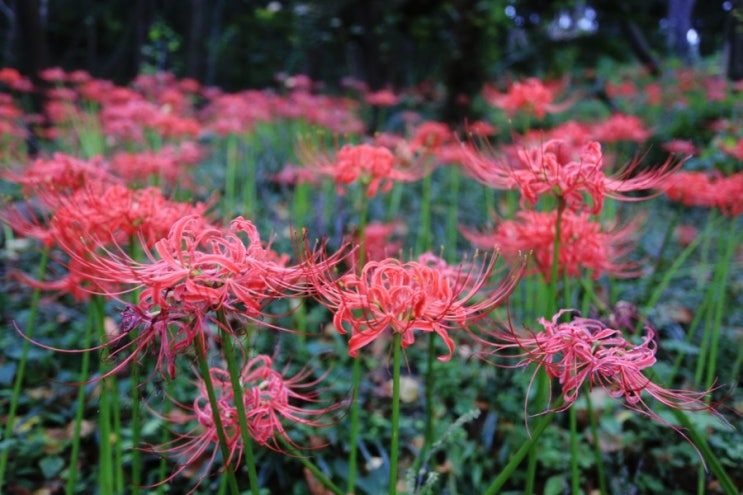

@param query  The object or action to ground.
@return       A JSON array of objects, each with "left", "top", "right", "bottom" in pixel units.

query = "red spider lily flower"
[
  {"left": 663, "top": 170, "right": 743, "bottom": 216},
  {"left": 306, "top": 254, "right": 524, "bottom": 361},
  {"left": 351, "top": 220, "right": 406, "bottom": 264},
  {"left": 482, "top": 77, "right": 574, "bottom": 119},
  {"left": 591, "top": 113, "right": 651, "bottom": 143},
  {"left": 0, "top": 67, "right": 33, "bottom": 91},
  {"left": 299, "top": 142, "right": 426, "bottom": 197},
  {"left": 663, "top": 139, "right": 697, "bottom": 156},
  {"left": 461, "top": 210, "right": 642, "bottom": 281},
  {"left": 463, "top": 139, "right": 680, "bottom": 214},
  {"left": 109, "top": 141, "right": 203, "bottom": 187},
  {"left": 488, "top": 310, "right": 721, "bottom": 436},
  {"left": 149, "top": 356, "right": 341, "bottom": 492},
  {"left": 365, "top": 89, "right": 399, "bottom": 106}
]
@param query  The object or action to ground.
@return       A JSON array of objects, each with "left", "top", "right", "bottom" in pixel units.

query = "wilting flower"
[
  {"left": 487, "top": 310, "right": 719, "bottom": 433},
  {"left": 463, "top": 139, "right": 680, "bottom": 214},
  {"left": 151, "top": 356, "right": 340, "bottom": 491},
  {"left": 306, "top": 254, "right": 523, "bottom": 360},
  {"left": 462, "top": 210, "right": 642, "bottom": 281}
]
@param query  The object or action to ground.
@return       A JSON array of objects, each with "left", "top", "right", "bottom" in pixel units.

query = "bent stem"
[{"left": 0, "top": 247, "right": 49, "bottom": 492}]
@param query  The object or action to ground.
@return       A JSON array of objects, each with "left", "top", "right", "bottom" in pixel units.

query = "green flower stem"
[
  {"left": 585, "top": 389, "right": 608, "bottom": 495},
  {"left": 217, "top": 312, "right": 260, "bottom": 495},
  {"left": 389, "top": 333, "right": 402, "bottom": 495},
  {"left": 386, "top": 182, "right": 403, "bottom": 223},
  {"left": 242, "top": 138, "right": 257, "bottom": 218},
  {"left": 445, "top": 164, "right": 461, "bottom": 259},
  {"left": 669, "top": 408, "right": 738, "bottom": 495},
  {"left": 415, "top": 169, "right": 433, "bottom": 255},
  {"left": 569, "top": 406, "right": 580, "bottom": 494},
  {"left": 156, "top": 380, "right": 174, "bottom": 495},
  {"left": 525, "top": 199, "right": 564, "bottom": 494},
  {"left": 0, "top": 247, "right": 49, "bottom": 492},
  {"left": 224, "top": 134, "right": 239, "bottom": 216},
  {"left": 276, "top": 436, "right": 344, "bottom": 495},
  {"left": 93, "top": 296, "right": 114, "bottom": 495},
  {"left": 641, "top": 207, "right": 681, "bottom": 303},
  {"left": 195, "top": 335, "right": 240, "bottom": 494},
  {"left": 347, "top": 190, "right": 370, "bottom": 494},
  {"left": 483, "top": 409, "right": 557, "bottom": 495},
  {"left": 66, "top": 309, "right": 93, "bottom": 495},
  {"left": 130, "top": 346, "right": 141, "bottom": 495},
  {"left": 703, "top": 217, "right": 739, "bottom": 392}
]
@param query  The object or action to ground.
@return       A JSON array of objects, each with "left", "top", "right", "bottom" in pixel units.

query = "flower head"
[
  {"left": 462, "top": 210, "right": 642, "bottom": 281},
  {"left": 483, "top": 77, "right": 574, "bottom": 119},
  {"left": 306, "top": 254, "right": 523, "bottom": 361}
]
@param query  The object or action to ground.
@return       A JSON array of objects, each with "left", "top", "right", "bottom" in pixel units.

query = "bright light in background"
[
  {"left": 723, "top": 1, "right": 733, "bottom": 11},
  {"left": 505, "top": 5, "right": 516, "bottom": 18},
  {"left": 686, "top": 28, "right": 699, "bottom": 46}
]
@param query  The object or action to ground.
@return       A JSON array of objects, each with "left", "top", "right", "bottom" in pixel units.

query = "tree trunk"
[
  {"left": 667, "top": 0, "right": 696, "bottom": 65},
  {"left": 186, "top": 0, "right": 205, "bottom": 80},
  {"left": 724, "top": 0, "right": 743, "bottom": 80}
]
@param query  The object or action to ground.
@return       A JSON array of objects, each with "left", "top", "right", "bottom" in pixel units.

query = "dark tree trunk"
[
  {"left": 441, "top": 0, "right": 487, "bottom": 127},
  {"left": 186, "top": 0, "right": 205, "bottom": 80},
  {"left": 667, "top": 0, "right": 696, "bottom": 64},
  {"left": 724, "top": 0, "right": 743, "bottom": 80},
  {"left": 11, "top": 0, "right": 49, "bottom": 155}
]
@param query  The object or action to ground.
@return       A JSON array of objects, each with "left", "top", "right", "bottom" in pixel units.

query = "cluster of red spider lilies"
[{"left": 1, "top": 65, "right": 740, "bottom": 494}]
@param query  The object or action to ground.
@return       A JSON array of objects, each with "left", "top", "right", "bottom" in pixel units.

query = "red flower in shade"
[
  {"left": 462, "top": 210, "right": 642, "bottom": 281},
  {"left": 150, "top": 356, "right": 340, "bottom": 492},
  {"left": 306, "top": 254, "right": 523, "bottom": 361},
  {"left": 463, "top": 139, "right": 680, "bottom": 214},
  {"left": 488, "top": 310, "right": 720, "bottom": 436},
  {"left": 483, "top": 77, "right": 574, "bottom": 119}
]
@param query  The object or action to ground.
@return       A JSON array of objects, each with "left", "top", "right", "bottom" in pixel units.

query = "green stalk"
[
  {"left": 130, "top": 348, "right": 141, "bottom": 494},
  {"left": 156, "top": 380, "right": 174, "bottom": 494},
  {"left": 584, "top": 390, "right": 608, "bottom": 495},
  {"left": 0, "top": 247, "right": 49, "bottom": 492},
  {"left": 218, "top": 313, "right": 260, "bottom": 495},
  {"left": 703, "top": 218, "right": 739, "bottom": 392},
  {"left": 277, "top": 436, "right": 344, "bottom": 495},
  {"left": 669, "top": 408, "right": 737, "bottom": 495},
  {"left": 525, "top": 199, "right": 564, "bottom": 494},
  {"left": 415, "top": 170, "right": 433, "bottom": 255},
  {"left": 195, "top": 336, "right": 240, "bottom": 494},
  {"left": 389, "top": 333, "right": 402, "bottom": 495},
  {"left": 569, "top": 406, "right": 580, "bottom": 494},
  {"left": 242, "top": 142, "right": 257, "bottom": 218},
  {"left": 347, "top": 190, "right": 370, "bottom": 495},
  {"left": 224, "top": 134, "right": 239, "bottom": 216},
  {"left": 93, "top": 296, "right": 114, "bottom": 495},
  {"left": 445, "top": 164, "right": 461, "bottom": 260},
  {"left": 483, "top": 410, "right": 557, "bottom": 495},
  {"left": 66, "top": 309, "right": 93, "bottom": 495}
]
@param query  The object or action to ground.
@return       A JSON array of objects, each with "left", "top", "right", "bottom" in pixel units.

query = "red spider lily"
[
  {"left": 482, "top": 77, "right": 575, "bottom": 119},
  {"left": 462, "top": 210, "right": 642, "bottom": 281},
  {"left": 365, "top": 89, "right": 399, "bottom": 106},
  {"left": 663, "top": 170, "right": 743, "bottom": 217},
  {"left": 149, "top": 356, "right": 341, "bottom": 492},
  {"left": 591, "top": 113, "right": 651, "bottom": 143},
  {"left": 109, "top": 141, "right": 203, "bottom": 187},
  {"left": 299, "top": 142, "right": 427, "bottom": 197},
  {"left": 487, "top": 310, "right": 721, "bottom": 436},
  {"left": 305, "top": 253, "right": 524, "bottom": 361},
  {"left": 463, "top": 139, "right": 680, "bottom": 214},
  {"left": 719, "top": 138, "right": 743, "bottom": 161}
]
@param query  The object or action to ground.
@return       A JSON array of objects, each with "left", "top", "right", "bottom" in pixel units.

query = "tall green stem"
[
  {"left": 66, "top": 308, "right": 93, "bottom": 495},
  {"left": 347, "top": 190, "right": 369, "bottom": 494},
  {"left": 0, "top": 248, "right": 48, "bottom": 492},
  {"left": 217, "top": 312, "right": 260, "bottom": 495},
  {"left": 389, "top": 333, "right": 402, "bottom": 495},
  {"left": 195, "top": 336, "right": 240, "bottom": 494}
]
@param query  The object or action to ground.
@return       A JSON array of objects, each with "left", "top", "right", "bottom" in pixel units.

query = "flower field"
[{"left": 0, "top": 63, "right": 742, "bottom": 494}]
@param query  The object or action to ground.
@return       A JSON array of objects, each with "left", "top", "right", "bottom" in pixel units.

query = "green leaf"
[{"left": 39, "top": 455, "right": 65, "bottom": 479}]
